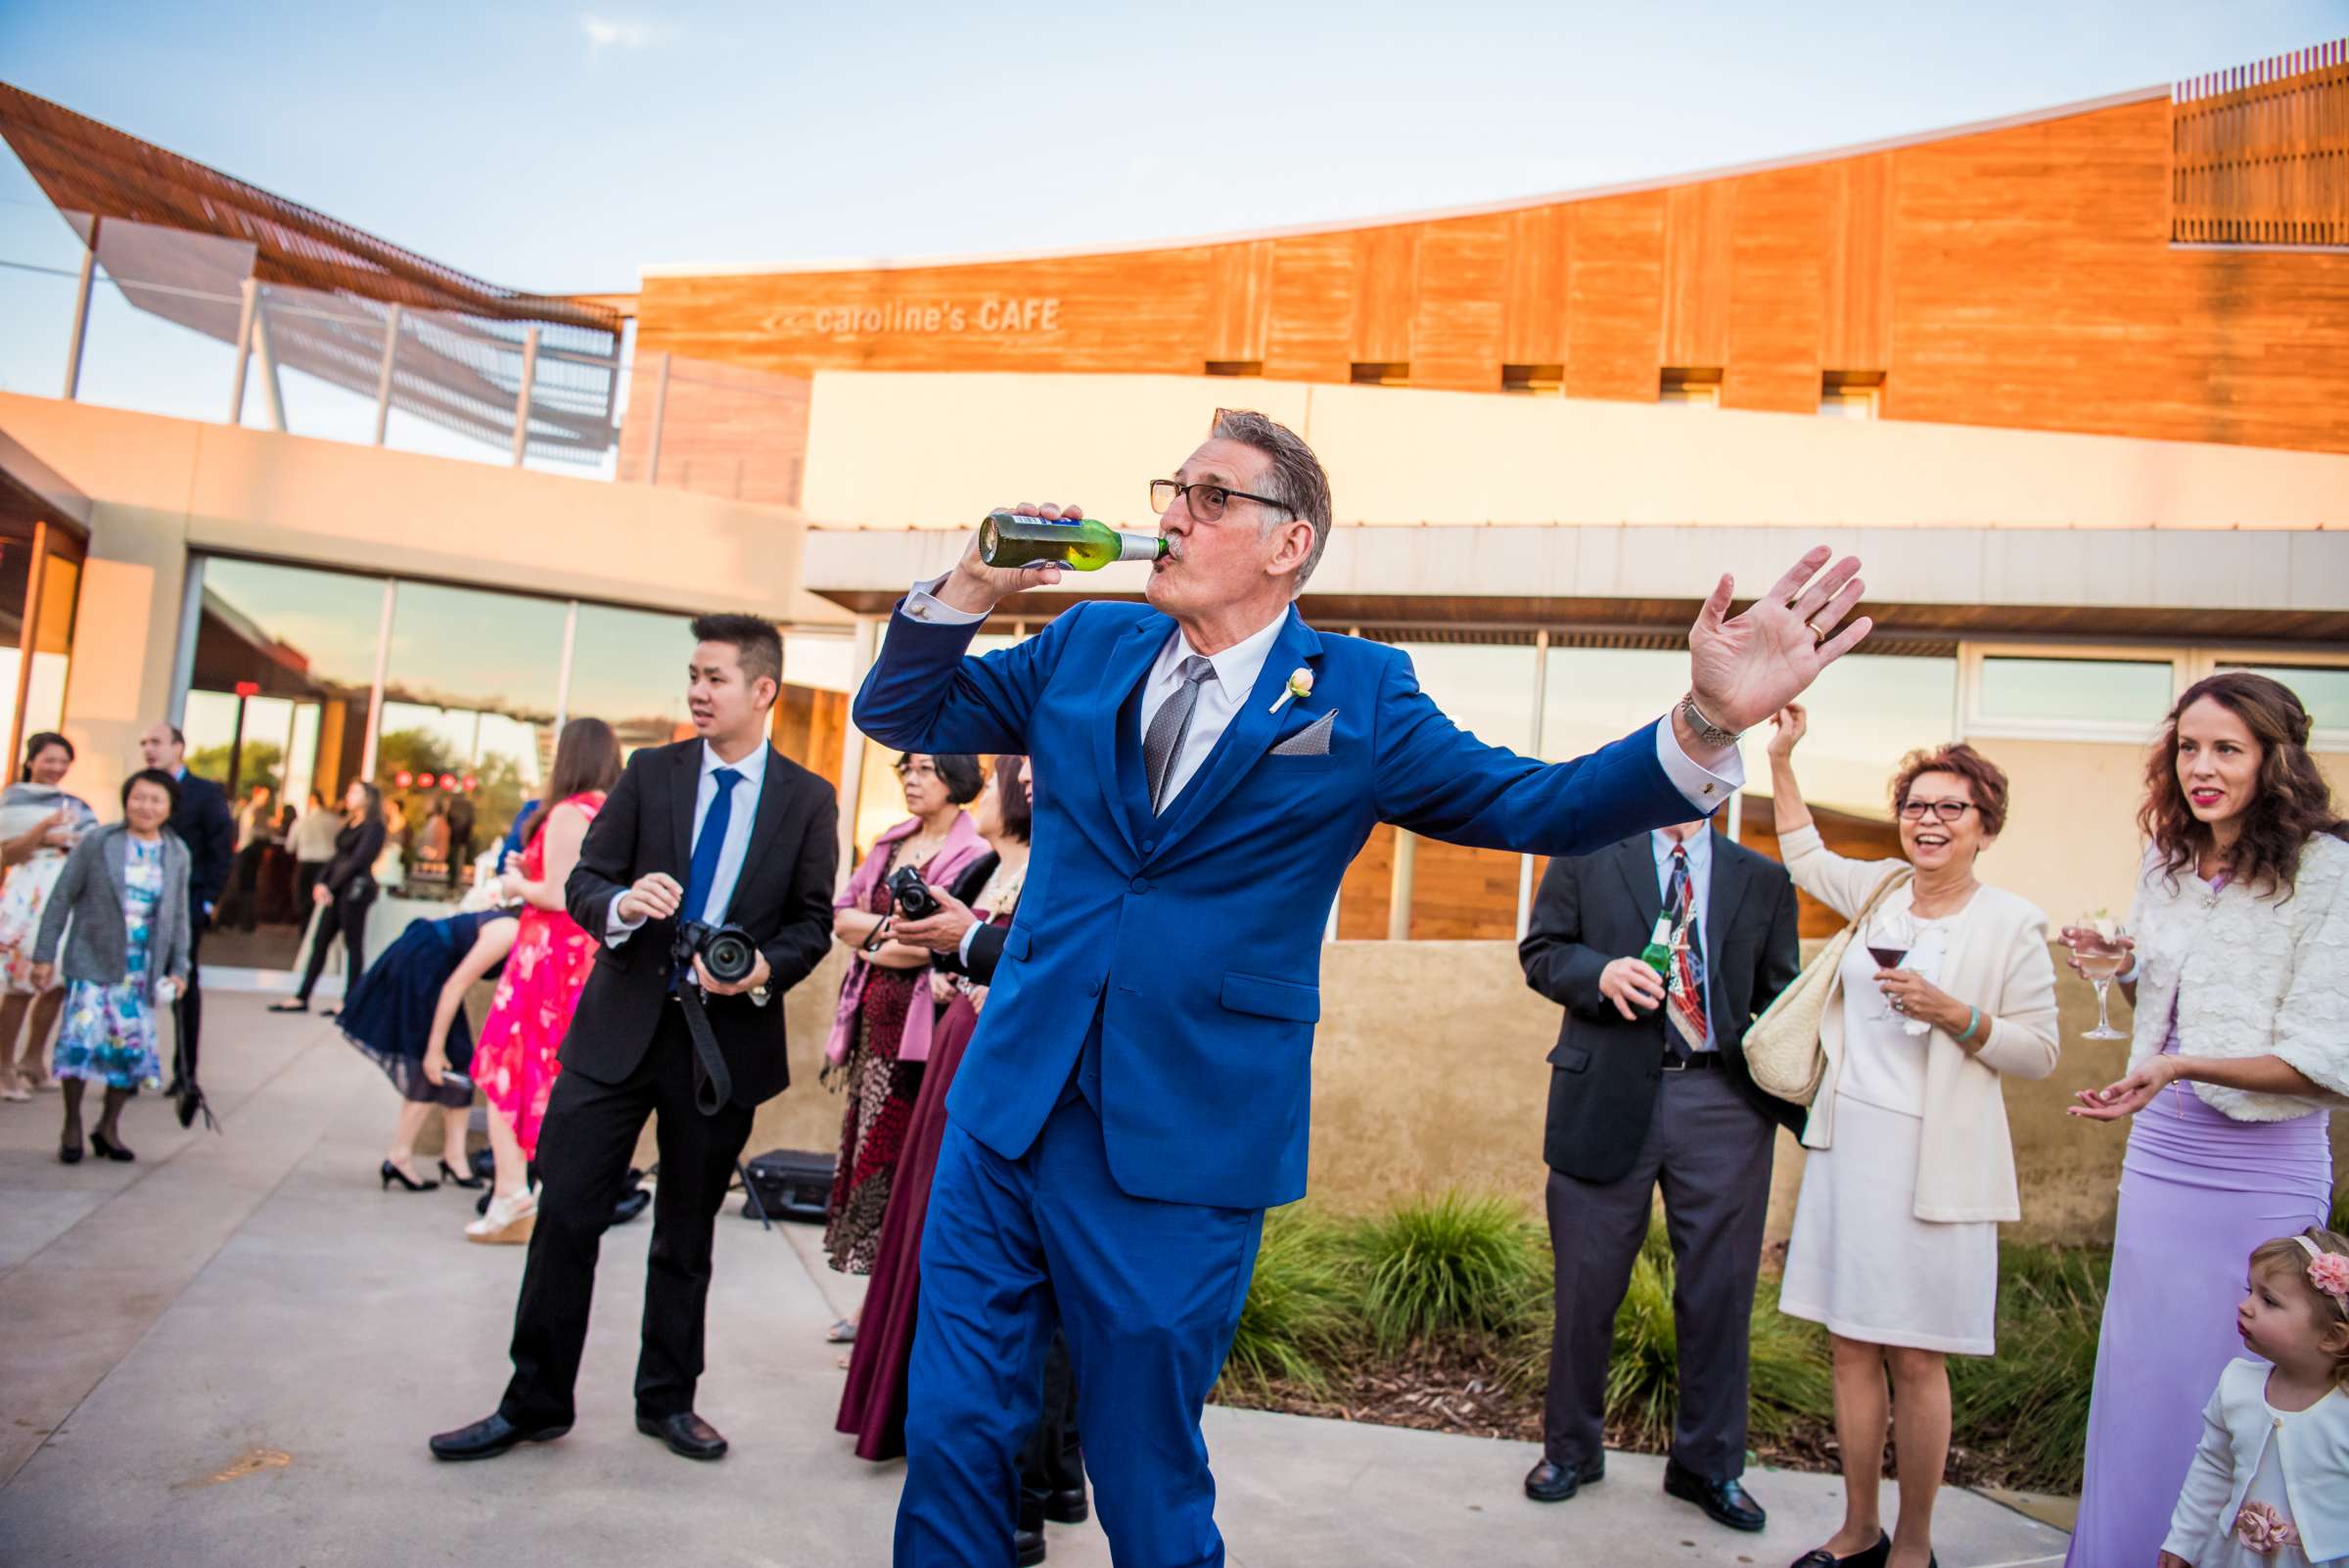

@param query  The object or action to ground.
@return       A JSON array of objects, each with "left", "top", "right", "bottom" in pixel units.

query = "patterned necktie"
[
  {"left": 1142, "top": 655, "right": 1217, "bottom": 813},
  {"left": 1666, "top": 845, "right": 1708, "bottom": 1059}
]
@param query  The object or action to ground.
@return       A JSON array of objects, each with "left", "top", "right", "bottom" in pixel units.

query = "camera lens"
[{"left": 704, "top": 928, "right": 758, "bottom": 986}]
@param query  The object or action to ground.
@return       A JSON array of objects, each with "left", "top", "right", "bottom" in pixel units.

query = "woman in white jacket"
[
  {"left": 2065, "top": 672, "right": 2349, "bottom": 1568},
  {"left": 2159, "top": 1227, "right": 2349, "bottom": 1568},
  {"left": 1768, "top": 708, "right": 2059, "bottom": 1568}
]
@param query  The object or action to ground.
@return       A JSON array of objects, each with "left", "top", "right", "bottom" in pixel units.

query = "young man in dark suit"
[
  {"left": 430, "top": 614, "right": 838, "bottom": 1464},
  {"left": 1518, "top": 818, "right": 1803, "bottom": 1531},
  {"left": 140, "top": 721, "right": 234, "bottom": 1127}
]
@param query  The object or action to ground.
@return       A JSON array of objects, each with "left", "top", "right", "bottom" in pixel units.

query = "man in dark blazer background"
[
  {"left": 141, "top": 721, "right": 234, "bottom": 1127},
  {"left": 1518, "top": 817, "right": 1802, "bottom": 1532},
  {"left": 430, "top": 613, "right": 838, "bottom": 1465}
]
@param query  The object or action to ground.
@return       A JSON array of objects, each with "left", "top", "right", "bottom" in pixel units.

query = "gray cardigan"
[{"left": 31, "top": 824, "right": 193, "bottom": 1000}]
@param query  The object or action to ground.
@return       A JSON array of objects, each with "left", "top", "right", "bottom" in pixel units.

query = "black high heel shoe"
[
  {"left": 266, "top": 998, "right": 308, "bottom": 1014},
  {"left": 381, "top": 1160, "right": 438, "bottom": 1192},
  {"left": 89, "top": 1130, "right": 135, "bottom": 1162},
  {"left": 59, "top": 1132, "right": 82, "bottom": 1164},
  {"left": 438, "top": 1160, "right": 484, "bottom": 1190}
]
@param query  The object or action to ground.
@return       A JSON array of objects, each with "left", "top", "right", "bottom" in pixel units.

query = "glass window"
[
  {"left": 1542, "top": 647, "right": 1689, "bottom": 762},
  {"left": 1780, "top": 655, "right": 1958, "bottom": 818},
  {"left": 373, "top": 581, "right": 568, "bottom": 894},
  {"left": 1393, "top": 642, "right": 1538, "bottom": 940},
  {"left": 183, "top": 557, "right": 391, "bottom": 967},
  {"left": 2219, "top": 664, "right": 2349, "bottom": 735},
  {"left": 565, "top": 602, "right": 695, "bottom": 757},
  {"left": 1976, "top": 656, "right": 2175, "bottom": 728}
]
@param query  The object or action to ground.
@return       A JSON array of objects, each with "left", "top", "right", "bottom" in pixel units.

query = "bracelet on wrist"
[{"left": 1955, "top": 1006, "right": 1982, "bottom": 1045}]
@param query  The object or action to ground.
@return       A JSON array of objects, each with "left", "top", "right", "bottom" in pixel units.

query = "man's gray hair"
[{"left": 1211, "top": 407, "right": 1333, "bottom": 596}]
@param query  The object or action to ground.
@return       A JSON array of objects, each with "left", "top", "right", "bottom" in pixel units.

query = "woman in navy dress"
[{"left": 341, "top": 907, "right": 519, "bottom": 1192}]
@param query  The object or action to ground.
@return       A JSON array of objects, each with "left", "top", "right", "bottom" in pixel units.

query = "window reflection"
[
  {"left": 1977, "top": 657, "right": 2173, "bottom": 727},
  {"left": 568, "top": 602, "right": 696, "bottom": 756},
  {"left": 2220, "top": 664, "right": 2349, "bottom": 734},
  {"left": 373, "top": 581, "right": 568, "bottom": 893},
  {"left": 1781, "top": 655, "right": 1958, "bottom": 817},
  {"left": 184, "top": 558, "right": 390, "bottom": 967}
]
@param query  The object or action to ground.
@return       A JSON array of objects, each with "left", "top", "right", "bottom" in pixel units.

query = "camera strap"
[{"left": 674, "top": 985, "right": 734, "bottom": 1117}]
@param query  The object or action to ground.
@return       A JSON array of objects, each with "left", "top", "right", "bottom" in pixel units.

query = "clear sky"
[{"left": 3, "top": 0, "right": 2345, "bottom": 294}]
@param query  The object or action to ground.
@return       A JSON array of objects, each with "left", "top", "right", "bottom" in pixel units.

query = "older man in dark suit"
[{"left": 1519, "top": 817, "right": 1802, "bottom": 1532}]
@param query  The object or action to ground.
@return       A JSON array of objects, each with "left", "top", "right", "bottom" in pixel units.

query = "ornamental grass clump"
[
  {"left": 1222, "top": 1208, "right": 1357, "bottom": 1392},
  {"left": 1949, "top": 1242, "right": 2106, "bottom": 1492},
  {"left": 1351, "top": 1192, "right": 1549, "bottom": 1349}
]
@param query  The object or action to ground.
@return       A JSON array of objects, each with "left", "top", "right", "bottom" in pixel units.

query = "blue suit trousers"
[{"left": 896, "top": 1086, "right": 1266, "bottom": 1567}]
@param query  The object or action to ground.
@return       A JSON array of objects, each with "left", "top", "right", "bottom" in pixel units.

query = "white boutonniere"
[{"left": 1268, "top": 667, "right": 1313, "bottom": 715}]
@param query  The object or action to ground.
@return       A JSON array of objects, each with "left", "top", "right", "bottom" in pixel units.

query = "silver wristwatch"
[
  {"left": 1677, "top": 693, "right": 1743, "bottom": 750},
  {"left": 749, "top": 984, "right": 772, "bottom": 1008}
]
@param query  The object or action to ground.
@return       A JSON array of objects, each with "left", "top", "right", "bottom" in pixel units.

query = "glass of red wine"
[{"left": 1865, "top": 908, "right": 1917, "bottom": 1021}]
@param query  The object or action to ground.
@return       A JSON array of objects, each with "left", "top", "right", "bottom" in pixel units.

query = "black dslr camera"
[
  {"left": 887, "top": 864, "right": 940, "bottom": 921},
  {"left": 675, "top": 919, "right": 760, "bottom": 988}
]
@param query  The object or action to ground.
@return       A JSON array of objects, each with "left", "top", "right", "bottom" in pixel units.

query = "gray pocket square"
[{"left": 1270, "top": 710, "right": 1336, "bottom": 757}]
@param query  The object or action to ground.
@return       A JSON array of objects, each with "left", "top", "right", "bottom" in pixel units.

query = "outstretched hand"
[{"left": 1689, "top": 548, "right": 1870, "bottom": 734}]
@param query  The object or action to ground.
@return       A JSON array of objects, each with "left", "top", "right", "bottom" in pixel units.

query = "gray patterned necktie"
[{"left": 1142, "top": 655, "right": 1217, "bottom": 813}]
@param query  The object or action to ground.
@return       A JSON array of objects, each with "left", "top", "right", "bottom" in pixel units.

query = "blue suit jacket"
[{"left": 854, "top": 599, "right": 1697, "bottom": 1209}]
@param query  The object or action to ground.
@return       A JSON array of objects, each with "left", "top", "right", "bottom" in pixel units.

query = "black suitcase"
[{"left": 742, "top": 1148, "right": 835, "bottom": 1223}]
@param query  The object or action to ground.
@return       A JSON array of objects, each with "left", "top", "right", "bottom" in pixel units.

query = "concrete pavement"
[{"left": 0, "top": 993, "right": 2071, "bottom": 1567}]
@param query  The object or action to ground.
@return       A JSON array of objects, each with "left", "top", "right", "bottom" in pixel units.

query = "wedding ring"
[{"left": 1806, "top": 622, "right": 1826, "bottom": 646}]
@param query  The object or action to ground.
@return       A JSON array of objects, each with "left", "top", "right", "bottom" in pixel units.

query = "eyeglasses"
[
  {"left": 1898, "top": 800, "right": 1978, "bottom": 823},
  {"left": 1151, "top": 479, "right": 1290, "bottom": 523},
  {"left": 894, "top": 760, "right": 939, "bottom": 780}
]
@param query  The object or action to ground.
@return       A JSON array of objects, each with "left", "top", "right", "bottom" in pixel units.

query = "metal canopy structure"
[{"left": 0, "top": 81, "right": 622, "bottom": 462}]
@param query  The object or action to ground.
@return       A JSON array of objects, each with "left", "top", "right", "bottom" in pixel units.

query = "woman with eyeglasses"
[
  {"left": 2057, "top": 671, "right": 2349, "bottom": 1568},
  {"left": 820, "top": 752, "right": 989, "bottom": 1335},
  {"left": 1766, "top": 706, "right": 2059, "bottom": 1568}
]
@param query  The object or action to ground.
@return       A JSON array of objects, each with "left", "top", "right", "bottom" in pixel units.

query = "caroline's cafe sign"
[{"left": 796, "top": 298, "right": 1063, "bottom": 337}]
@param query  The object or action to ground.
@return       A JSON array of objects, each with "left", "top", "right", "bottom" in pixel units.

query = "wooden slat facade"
[{"left": 635, "top": 78, "right": 2349, "bottom": 461}]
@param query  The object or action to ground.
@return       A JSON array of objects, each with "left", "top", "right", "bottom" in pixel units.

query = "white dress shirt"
[
  {"left": 899, "top": 579, "right": 1741, "bottom": 816},
  {"left": 608, "top": 739, "right": 769, "bottom": 945}
]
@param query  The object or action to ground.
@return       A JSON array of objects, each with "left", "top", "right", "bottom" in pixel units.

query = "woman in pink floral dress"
[{"left": 466, "top": 719, "right": 622, "bottom": 1244}]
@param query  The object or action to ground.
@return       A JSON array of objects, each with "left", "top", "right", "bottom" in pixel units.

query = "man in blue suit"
[{"left": 855, "top": 408, "right": 1870, "bottom": 1568}]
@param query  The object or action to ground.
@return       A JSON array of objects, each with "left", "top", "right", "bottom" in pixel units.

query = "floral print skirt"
[{"left": 52, "top": 979, "right": 160, "bottom": 1089}]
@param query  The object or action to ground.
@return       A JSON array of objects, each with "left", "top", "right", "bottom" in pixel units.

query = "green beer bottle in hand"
[
  {"left": 1639, "top": 914, "right": 1677, "bottom": 981},
  {"left": 979, "top": 511, "right": 1169, "bottom": 571}
]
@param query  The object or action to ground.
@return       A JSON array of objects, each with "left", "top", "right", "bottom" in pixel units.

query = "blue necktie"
[{"left": 683, "top": 767, "right": 744, "bottom": 928}]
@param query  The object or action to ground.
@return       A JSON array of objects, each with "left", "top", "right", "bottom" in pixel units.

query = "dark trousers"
[
  {"left": 169, "top": 917, "right": 207, "bottom": 1089},
  {"left": 295, "top": 881, "right": 377, "bottom": 1003},
  {"left": 1017, "top": 1333, "right": 1084, "bottom": 1522},
  {"left": 295, "top": 861, "right": 327, "bottom": 911},
  {"left": 1541, "top": 1064, "right": 1777, "bottom": 1480},
  {"left": 501, "top": 1004, "right": 755, "bottom": 1426}
]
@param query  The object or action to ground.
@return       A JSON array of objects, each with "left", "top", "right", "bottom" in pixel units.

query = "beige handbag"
[{"left": 1740, "top": 866, "right": 1913, "bottom": 1105}]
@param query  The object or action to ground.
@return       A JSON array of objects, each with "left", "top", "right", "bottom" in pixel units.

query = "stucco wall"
[{"left": 726, "top": 939, "right": 2345, "bottom": 1245}]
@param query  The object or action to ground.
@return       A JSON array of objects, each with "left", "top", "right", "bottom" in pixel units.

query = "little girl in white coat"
[{"left": 2160, "top": 1228, "right": 2349, "bottom": 1568}]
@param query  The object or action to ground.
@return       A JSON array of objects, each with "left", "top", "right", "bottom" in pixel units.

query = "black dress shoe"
[
  {"left": 1664, "top": 1460, "right": 1767, "bottom": 1532},
  {"left": 1015, "top": 1525, "right": 1047, "bottom": 1567},
  {"left": 1523, "top": 1455, "right": 1606, "bottom": 1502},
  {"left": 438, "top": 1159, "right": 485, "bottom": 1190},
  {"left": 89, "top": 1130, "right": 135, "bottom": 1163},
  {"left": 636, "top": 1410, "right": 728, "bottom": 1460},
  {"left": 1040, "top": 1486, "right": 1088, "bottom": 1525},
  {"left": 1788, "top": 1532, "right": 1891, "bottom": 1568},
  {"left": 429, "top": 1410, "right": 570, "bottom": 1460}
]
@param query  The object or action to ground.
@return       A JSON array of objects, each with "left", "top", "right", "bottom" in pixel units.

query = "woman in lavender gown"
[{"left": 2063, "top": 671, "right": 2349, "bottom": 1568}]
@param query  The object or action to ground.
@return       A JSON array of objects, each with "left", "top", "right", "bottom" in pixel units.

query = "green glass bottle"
[
  {"left": 978, "top": 511, "right": 1169, "bottom": 571},
  {"left": 1638, "top": 914, "right": 1677, "bottom": 980}
]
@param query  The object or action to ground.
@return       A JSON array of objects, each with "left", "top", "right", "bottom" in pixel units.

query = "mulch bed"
[{"left": 1212, "top": 1341, "right": 2022, "bottom": 1490}]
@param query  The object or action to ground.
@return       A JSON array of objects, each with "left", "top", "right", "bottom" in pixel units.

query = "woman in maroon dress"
[
  {"left": 822, "top": 754, "right": 988, "bottom": 1302},
  {"left": 838, "top": 755, "right": 1030, "bottom": 1460}
]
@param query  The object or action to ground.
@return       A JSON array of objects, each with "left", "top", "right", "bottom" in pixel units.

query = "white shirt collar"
[
  {"left": 1173, "top": 610, "right": 1289, "bottom": 698},
  {"left": 701, "top": 738, "right": 769, "bottom": 789}
]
